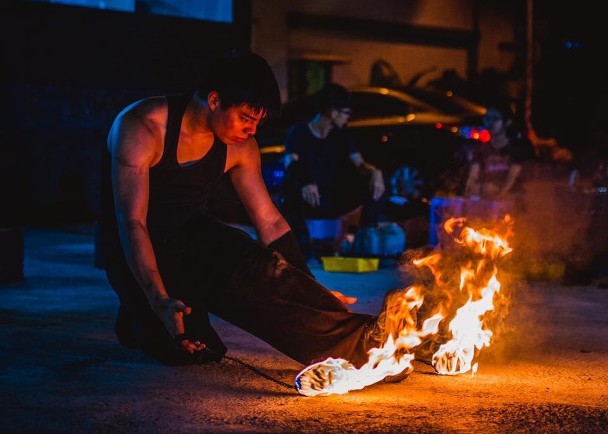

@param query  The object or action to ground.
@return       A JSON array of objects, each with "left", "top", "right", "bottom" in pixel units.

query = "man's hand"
[
  {"left": 155, "top": 298, "right": 203, "bottom": 354},
  {"left": 331, "top": 290, "right": 358, "bottom": 305},
  {"left": 369, "top": 169, "right": 385, "bottom": 201},
  {"left": 302, "top": 184, "right": 321, "bottom": 207}
]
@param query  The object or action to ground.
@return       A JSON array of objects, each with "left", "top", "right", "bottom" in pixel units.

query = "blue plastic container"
[
  {"left": 353, "top": 227, "right": 380, "bottom": 256},
  {"left": 378, "top": 223, "right": 406, "bottom": 256},
  {"left": 306, "top": 219, "right": 342, "bottom": 240}
]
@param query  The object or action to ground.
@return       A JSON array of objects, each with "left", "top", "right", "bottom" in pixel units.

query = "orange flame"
[
  {"left": 296, "top": 217, "right": 513, "bottom": 396},
  {"left": 431, "top": 217, "right": 512, "bottom": 375}
]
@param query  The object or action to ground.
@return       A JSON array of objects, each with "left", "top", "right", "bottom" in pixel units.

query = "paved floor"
[{"left": 1, "top": 226, "right": 607, "bottom": 433}]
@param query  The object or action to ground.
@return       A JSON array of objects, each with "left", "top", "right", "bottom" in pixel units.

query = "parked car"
[{"left": 257, "top": 85, "right": 487, "bottom": 200}]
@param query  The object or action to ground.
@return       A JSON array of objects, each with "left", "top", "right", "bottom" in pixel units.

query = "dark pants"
[
  {"left": 280, "top": 174, "right": 385, "bottom": 255},
  {"left": 104, "top": 215, "right": 377, "bottom": 367}
]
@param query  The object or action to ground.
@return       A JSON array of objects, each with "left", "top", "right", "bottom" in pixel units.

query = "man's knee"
[{"left": 232, "top": 249, "right": 290, "bottom": 288}]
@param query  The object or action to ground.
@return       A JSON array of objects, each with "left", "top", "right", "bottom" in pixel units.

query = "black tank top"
[
  {"left": 98, "top": 94, "right": 228, "bottom": 243},
  {"left": 147, "top": 94, "right": 227, "bottom": 234}
]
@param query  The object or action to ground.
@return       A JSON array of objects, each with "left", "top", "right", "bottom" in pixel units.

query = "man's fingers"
[
  {"left": 330, "top": 290, "right": 358, "bottom": 305},
  {"left": 173, "top": 300, "right": 192, "bottom": 315},
  {"left": 342, "top": 295, "right": 358, "bottom": 305},
  {"left": 174, "top": 334, "right": 207, "bottom": 354}
]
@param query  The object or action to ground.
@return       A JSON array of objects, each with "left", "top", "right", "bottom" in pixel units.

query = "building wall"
[
  {"left": 0, "top": 1, "right": 249, "bottom": 225},
  {"left": 252, "top": 0, "right": 521, "bottom": 101},
  {"left": 0, "top": 0, "right": 523, "bottom": 225}
]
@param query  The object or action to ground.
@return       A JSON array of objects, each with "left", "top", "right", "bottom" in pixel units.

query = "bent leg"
[
  {"left": 176, "top": 216, "right": 382, "bottom": 368},
  {"left": 216, "top": 249, "right": 376, "bottom": 367}
]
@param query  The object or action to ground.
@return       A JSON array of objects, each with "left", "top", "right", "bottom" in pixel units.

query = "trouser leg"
[
  {"left": 179, "top": 217, "right": 377, "bottom": 368},
  {"left": 335, "top": 175, "right": 386, "bottom": 228},
  {"left": 358, "top": 192, "right": 386, "bottom": 227},
  {"left": 220, "top": 250, "right": 377, "bottom": 367}
]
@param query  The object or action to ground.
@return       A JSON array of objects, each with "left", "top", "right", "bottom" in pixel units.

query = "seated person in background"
[
  {"left": 464, "top": 99, "right": 534, "bottom": 200},
  {"left": 279, "top": 83, "right": 385, "bottom": 255}
]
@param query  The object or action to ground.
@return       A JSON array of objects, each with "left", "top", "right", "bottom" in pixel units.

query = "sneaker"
[
  {"left": 295, "top": 358, "right": 357, "bottom": 397},
  {"left": 363, "top": 287, "right": 413, "bottom": 351},
  {"left": 363, "top": 287, "right": 416, "bottom": 384}
]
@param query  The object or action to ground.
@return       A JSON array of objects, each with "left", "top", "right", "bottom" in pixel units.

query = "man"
[
  {"left": 97, "top": 50, "right": 399, "bottom": 377},
  {"left": 464, "top": 100, "right": 533, "bottom": 200},
  {"left": 280, "top": 83, "right": 385, "bottom": 255}
]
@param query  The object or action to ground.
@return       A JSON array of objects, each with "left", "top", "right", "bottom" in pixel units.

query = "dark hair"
[
  {"left": 316, "top": 82, "right": 352, "bottom": 112},
  {"left": 197, "top": 49, "right": 281, "bottom": 117}
]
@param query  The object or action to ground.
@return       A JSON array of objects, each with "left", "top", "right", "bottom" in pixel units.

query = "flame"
[{"left": 296, "top": 217, "right": 513, "bottom": 396}]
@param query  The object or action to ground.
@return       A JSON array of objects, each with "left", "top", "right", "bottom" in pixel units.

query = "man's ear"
[{"left": 208, "top": 91, "right": 221, "bottom": 111}]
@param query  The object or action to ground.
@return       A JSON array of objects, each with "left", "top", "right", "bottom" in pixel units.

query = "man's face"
[
  {"left": 331, "top": 107, "right": 352, "bottom": 129},
  {"left": 211, "top": 103, "right": 266, "bottom": 145}
]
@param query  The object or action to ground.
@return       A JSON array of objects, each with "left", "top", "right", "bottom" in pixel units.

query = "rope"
[{"left": 223, "top": 355, "right": 296, "bottom": 391}]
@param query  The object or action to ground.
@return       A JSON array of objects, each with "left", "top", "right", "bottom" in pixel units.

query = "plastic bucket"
[
  {"left": 378, "top": 222, "right": 406, "bottom": 256},
  {"left": 306, "top": 219, "right": 343, "bottom": 240}
]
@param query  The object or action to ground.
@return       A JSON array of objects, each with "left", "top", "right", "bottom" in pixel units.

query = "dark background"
[
  {"left": 0, "top": 0, "right": 605, "bottom": 226},
  {"left": 0, "top": 0, "right": 252, "bottom": 226}
]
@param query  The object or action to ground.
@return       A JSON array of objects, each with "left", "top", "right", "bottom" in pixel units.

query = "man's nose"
[{"left": 245, "top": 124, "right": 257, "bottom": 135}]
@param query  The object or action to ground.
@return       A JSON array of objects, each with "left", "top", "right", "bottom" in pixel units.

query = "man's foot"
[
  {"left": 362, "top": 287, "right": 417, "bottom": 383},
  {"left": 295, "top": 358, "right": 357, "bottom": 397},
  {"left": 363, "top": 287, "right": 413, "bottom": 351}
]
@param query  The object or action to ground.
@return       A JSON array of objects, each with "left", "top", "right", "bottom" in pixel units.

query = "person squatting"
[{"left": 98, "top": 50, "right": 407, "bottom": 386}]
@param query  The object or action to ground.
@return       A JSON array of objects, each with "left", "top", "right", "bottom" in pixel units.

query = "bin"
[{"left": 306, "top": 219, "right": 343, "bottom": 240}]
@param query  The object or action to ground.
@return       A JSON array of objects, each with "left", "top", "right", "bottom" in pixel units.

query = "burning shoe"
[
  {"left": 359, "top": 286, "right": 423, "bottom": 384},
  {"left": 295, "top": 354, "right": 413, "bottom": 396},
  {"left": 295, "top": 288, "right": 421, "bottom": 396},
  {"left": 295, "top": 357, "right": 358, "bottom": 397}
]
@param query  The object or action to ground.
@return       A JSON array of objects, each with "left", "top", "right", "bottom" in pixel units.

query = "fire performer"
[{"left": 97, "top": 50, "right": 403, "bottom": 386}]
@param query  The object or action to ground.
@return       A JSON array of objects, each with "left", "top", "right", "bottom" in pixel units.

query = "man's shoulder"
[
  {"left": 285, "top": 121, "right": 310, "bottom": 146},
  {"left": 115, "top": 96, "right": 168, "bottom": 133},
  {"left": 120, "top": 96, "right": 167, "bottom": 120},
  {"left": 287, "top": 121, "right": 309, "bottom": 134},
  {"left": 108, "top": 96, "right": 169, "bottom": 159},
  {"left": 330, "top": 125, "right": 358, "bottom": 149}
]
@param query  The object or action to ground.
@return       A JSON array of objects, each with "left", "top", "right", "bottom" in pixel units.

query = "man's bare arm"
[
  {"left": 108, "top": 100, "right": 197, "bottom": 352},
  {"left": 229, "top": 139, "right": 291, "bottom": 245}
]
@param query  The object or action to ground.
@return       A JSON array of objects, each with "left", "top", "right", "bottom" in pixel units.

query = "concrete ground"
[{"left": 1, "top": 226, "right": 607, "bottom": 433}]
